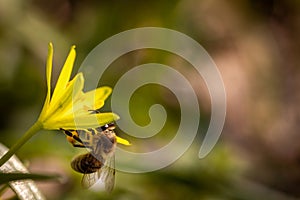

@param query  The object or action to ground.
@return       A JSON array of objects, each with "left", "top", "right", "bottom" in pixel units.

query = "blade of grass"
[{"left": 0, "top": 172, "right": 60, "bottom": 184}]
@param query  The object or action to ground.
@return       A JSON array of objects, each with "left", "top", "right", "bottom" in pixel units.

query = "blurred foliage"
[{"left": 1, "top": 0, "right": 300, "bottom": 199}]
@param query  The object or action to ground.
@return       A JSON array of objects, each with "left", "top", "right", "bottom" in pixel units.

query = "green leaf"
[{"left": 0, "top": 172, "right": 60, "bottom": 184}]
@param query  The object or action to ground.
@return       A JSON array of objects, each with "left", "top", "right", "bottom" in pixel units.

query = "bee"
[{"left": 61, "top": 123, "right": 116, "bottom": 192}]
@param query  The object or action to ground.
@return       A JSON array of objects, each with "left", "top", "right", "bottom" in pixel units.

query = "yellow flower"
[{"left": 37, "top": 43, "right": 130, "bottom": 145}]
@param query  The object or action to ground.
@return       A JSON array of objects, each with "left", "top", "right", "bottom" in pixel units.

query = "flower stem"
[{"left": 0, "top": 121, "right": 43, "bottom": 167}]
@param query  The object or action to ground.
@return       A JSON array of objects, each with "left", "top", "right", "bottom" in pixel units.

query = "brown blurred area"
[
  {"left": 1, "top": 0, "right": 300, "bottom": 199},
  {"left": 199, "top": 0, "right": 300, "bottom": 196}
]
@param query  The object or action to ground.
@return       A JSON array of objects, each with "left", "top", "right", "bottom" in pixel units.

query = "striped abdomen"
[{"left": 71, "top": 153, "right": 103, "bottom": 174}]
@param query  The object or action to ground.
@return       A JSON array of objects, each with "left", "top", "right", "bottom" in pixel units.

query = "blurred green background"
[{"left": 1, "top": 0, "right": 300, "bottom": 199}]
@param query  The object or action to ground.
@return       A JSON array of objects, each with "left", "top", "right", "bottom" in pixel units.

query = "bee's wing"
[
  {"left": 80, "top": 155, "right": 115, "bottom": 192},
  {"left": 81, "top": 170, "right": 102, "bottom": 189},
  {"left": 100, "top": 154, "right": 115, "bottom": 192}
]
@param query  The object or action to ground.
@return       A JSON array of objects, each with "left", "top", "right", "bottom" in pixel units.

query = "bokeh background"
[{"left": 1, "top": 0, "right": 300, "bottom": 199}]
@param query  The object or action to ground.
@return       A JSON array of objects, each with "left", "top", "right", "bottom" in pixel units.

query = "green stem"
[{"left": 0, "top": 121, "right": 43, "bottom": 167}]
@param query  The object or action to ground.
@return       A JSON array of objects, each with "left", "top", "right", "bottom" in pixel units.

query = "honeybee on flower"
[{"left": 0, "top": 43, "right": 130, "bottom": 193}]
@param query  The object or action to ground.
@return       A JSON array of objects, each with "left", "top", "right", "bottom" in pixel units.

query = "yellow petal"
[
  {"left": 83, "top": 86, "right": 112, "bottom": 110},
  {"left": 48, "top": 73, "right": 84, "bottom": 118},
  {"left": 51, "top": 45, "right": 76, "bottom": 103},
  {"left": 68, "top": 86, "right": 112, "bottom": 115},
  {"left": 47, "top": 112, "right": 119, "bottom": 130},
  {"left": 116, "top": 136, "right": 131, "bottom": 145},
  {"left": 46, "top": 43, "right": 53, "bottom": 106},
  {"left": 39, "top": 43, "right": 53, "bottom": 119}
]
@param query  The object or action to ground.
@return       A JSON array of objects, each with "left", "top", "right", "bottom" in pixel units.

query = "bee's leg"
[
  {"left": 60, "top": 128, "right": 94, "bottom": 150},
  {"left": 88, "top": 109, "right": 100, "bottom": 114},
  {"left": 62, "top": 129, "right": 83, "bottom": 143},
  {"left": 71, "top": 142, "right": 93, "bottom": 149},
  {"left": 61, "top": 129, "right": 87, "bottom": 148},
  {"left": 72, "top": 144, "right": 86, "bottom": 148}
]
